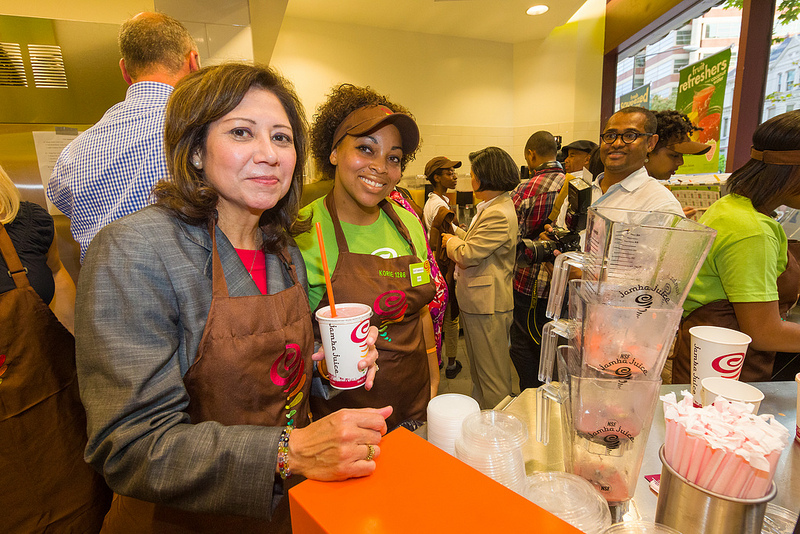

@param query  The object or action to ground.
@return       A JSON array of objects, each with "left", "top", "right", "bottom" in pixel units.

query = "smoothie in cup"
[{"left": 316, "top": 303, "right": 373, "bottom": 389}]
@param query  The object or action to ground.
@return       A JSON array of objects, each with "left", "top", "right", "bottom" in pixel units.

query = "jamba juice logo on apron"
[
  {"left": 711, "top": 352, "right": 744, "bottom": 379},
  {"left": 373, "top": 290, "right": 408, "bottom": 343},
  {"left": 270, "top": 343, "right": 306, "bottom": 427}
]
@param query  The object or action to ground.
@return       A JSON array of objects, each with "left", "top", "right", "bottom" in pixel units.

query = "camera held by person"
[{"left": 521, "top": 178, "right": 591, "bottom": 264}]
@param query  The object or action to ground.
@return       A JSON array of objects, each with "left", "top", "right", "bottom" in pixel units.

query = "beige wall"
[
  {"left": 271, "top": 17, "right": 515, "bottom": 185},
  {"left": 273, "top": 0, "right": 605, "bottom": 185},
  {"left": 513, "top": 0, "right": 606, "bottom": 161}
]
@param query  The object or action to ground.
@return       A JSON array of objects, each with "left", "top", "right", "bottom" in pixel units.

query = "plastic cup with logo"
[
  {"left": 315, "top": 303, "right": 372, "bottom": 389},
  {"left": 688, "top": 325, "right": 751, "bottom": 400},
  {"left": 700, "top": 376, "right": 764, "bottom": 413}
]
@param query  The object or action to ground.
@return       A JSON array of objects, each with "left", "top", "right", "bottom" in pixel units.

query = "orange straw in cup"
[{"left": 315, "top": 222, "right": 337, "bottom": 317}]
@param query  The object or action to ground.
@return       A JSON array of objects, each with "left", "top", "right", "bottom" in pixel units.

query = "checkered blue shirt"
[{"left": 47, "top": 82, "right": 173, "bottom": 261}]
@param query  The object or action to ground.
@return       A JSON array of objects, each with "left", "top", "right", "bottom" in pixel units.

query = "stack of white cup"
[
  {"left": 454, "top": 410, "right": 528, "bottom": 494},
  {"left": 426, "top": 393, "right": 480, "bottom": 456}
]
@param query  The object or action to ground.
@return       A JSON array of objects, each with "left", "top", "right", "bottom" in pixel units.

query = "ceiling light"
[{"left": 526, "top": 5, "right": 549, "bottom": 16}]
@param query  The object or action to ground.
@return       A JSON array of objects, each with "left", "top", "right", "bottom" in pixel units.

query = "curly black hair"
[
  {"left": 653, "top": 110, "right": 701, "bottom": 151},
  {"left": 310, "top": 84, "right": 420, "bottom": 180}
]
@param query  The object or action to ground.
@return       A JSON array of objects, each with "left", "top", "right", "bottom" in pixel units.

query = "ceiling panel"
[{"left": 284, "top": 0, "right": 588, "bottom": 43}]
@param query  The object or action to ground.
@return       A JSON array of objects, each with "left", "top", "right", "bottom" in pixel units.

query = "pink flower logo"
[
  {"left": 374, "top": 290, "right": 408, "bottom": 321},
  {"left": 711, "top": 352, "right": 744, "bottom": 379},
  {"left": 270, "top": 343, "right": 305, "bottom": 392}
]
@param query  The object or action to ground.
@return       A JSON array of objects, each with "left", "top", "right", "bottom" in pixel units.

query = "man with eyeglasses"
[
  {"left": 553, "top": 107, "right": 683, "bottom": 230},
  {"left": 592, "top": 106, "right": 684, "bottom": 215}
]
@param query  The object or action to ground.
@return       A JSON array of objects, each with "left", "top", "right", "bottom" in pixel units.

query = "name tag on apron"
[{"left": 409, "top": 261, "right": 430, "bottom": 287}]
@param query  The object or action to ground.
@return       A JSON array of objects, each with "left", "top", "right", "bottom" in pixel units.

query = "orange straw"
[{"left": 315, "top": 222, "right": 337, "bottom": 317}]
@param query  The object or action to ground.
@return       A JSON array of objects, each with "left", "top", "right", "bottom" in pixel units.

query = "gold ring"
[
  {"left": 365, "top": 444, "right": 375, "bottom": 461},
  {"left": 374, "top": 363, "right": 379, "bottom": 372}
]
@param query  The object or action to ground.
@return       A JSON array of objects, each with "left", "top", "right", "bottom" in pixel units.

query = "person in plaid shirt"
[{"left": 509, "top": 131, "right": 566, "bottom": 390}]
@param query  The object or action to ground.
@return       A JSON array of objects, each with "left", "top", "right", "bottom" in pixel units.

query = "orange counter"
[{"left": 289, "top": 427, "right": 581, "bottom": 533}]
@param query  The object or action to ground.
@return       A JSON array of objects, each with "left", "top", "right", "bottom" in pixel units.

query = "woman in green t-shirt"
[
  {"left": 674, "top": 110, "right": 800, "bottom": 383},
  {"left": 296, "top": 84, "right": 438, "bottom": 429}
]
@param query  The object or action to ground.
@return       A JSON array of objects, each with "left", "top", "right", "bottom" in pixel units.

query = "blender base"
[{"left": 609, "top": 499, "right": 641, "bottom": 523}]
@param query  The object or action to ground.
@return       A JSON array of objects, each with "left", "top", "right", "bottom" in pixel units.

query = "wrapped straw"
[{"left": 660, "top": 391, "right": 790, "bottom": 499}]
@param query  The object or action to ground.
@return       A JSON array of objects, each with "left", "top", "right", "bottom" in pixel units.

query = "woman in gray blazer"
[
  {"left": 442, "top": 147, "right": 520, "bottom": 408},
  {"left": 75, "top": 64, "right": 388, "bottom": 531}
]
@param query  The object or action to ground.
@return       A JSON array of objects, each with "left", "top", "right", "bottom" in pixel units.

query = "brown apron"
[
  {"left": 0, "top": 223, "right": 111, "bottom": 533},
  {"left": 310, "top": 193, "right": 436, "bottom": 429},
  {"left": 101, "top": 222, "right": 313, "bottom": 533},
  {"left": 674, "top": 240, "right": 800, "bottom": 383}
]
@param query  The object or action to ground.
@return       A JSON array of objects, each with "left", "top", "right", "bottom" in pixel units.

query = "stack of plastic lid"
[
  {"left": 603, "top": 522, "right": 683, "bottom": 533},
  {"left": 761, "top": 503, "right": 799, "bottom": 534},
  {"left": 454, "top": 410, "right": 528, "bottom": 494},
  {"left": 426, "top": 394, "right": 480, "bottom": 456},
  {"left": 525, "top": 472, "right": 611, "bottom": 534}
]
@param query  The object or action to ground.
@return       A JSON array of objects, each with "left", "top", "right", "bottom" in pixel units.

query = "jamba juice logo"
[
  {"left": 270, "top": 343, "right": 306, "bottom": 427},
  {"left": 351, "top": 318, "right": 371, "bottom": 357},
  {"left": 711, "top": 352, "right": 744, "bottom": 379},
  {"left": 373, "top": 290, "right": 408, "bottom": 342}
]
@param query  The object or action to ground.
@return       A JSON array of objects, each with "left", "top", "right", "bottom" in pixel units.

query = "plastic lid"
[
  {"left": 603, "top": 521, "right": 683, "bottom": 534},
  {"left": 460, "top": 410, "right": 528, "bottom": 449},
  {"left": 762, "top": 503, "right": 799, "bottom": 534},
  {"left": 526, "top": 472, "right": 611, "bottom": 534}
]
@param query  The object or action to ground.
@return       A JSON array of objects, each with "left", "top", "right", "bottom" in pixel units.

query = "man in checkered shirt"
[
  {"left": 509, "top": 131, "right": 566, "bottom": 390},
  {"left": 47, "top": 12, "right": 199, "bottom": 262}
]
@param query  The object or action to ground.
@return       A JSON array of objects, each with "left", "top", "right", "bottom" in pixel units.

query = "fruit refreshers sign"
[{"left": 676, "top": 48, "right": 732, "bottom": 174}]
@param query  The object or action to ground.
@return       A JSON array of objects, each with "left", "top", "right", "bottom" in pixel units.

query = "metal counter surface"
[{"left": 497, "top": 381, "right": 799, "bottom": 521}]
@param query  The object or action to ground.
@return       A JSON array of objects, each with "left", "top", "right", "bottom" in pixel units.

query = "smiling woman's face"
[
  {"left": 200, "top": 87, "right": 296, "bottom": 226},
  {"left": 330, "top": 123, "right": 403, "bottom": 215}
]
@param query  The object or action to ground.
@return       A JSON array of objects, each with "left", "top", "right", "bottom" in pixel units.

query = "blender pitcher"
[
  {"left": 537, "top": 346, "right": 662, "bottom": 517},
  {"left": 546, "top": 207, "right": 716, "bottom": 320},
  {"left": 540, "top": 280, "right": 683, "bottom": 383}
]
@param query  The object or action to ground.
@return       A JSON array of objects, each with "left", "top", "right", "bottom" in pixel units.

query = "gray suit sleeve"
[{"left": 76, "top": 219, "right": 282, "bottom": 518}]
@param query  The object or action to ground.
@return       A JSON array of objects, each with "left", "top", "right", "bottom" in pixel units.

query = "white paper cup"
[
  {"left": 315, "top": 303, "right": 372, "bottom": 389},
  {"left": 795, "top": 372, "right": 799, "bottom": 443},
  {"left": 700, "top": 377, "right": 764, "bottom": 413},
  {"left": 689, "top": 326, "right": 751, "bottom": 400}
]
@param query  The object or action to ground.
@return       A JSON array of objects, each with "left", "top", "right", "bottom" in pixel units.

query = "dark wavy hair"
[
  {"left": 310, "top": 84, "right": 420, "bottom": 180},
  {"left": 469, "top": 146, "right": 520, "bottom": 192},
  {"left": 154, "top": 62, "right": 309, "bottom": 253},
  {"left": 653, "top": 110, "right": 701, "bottom": 151},
  {"left": 726, "top": 110, "right": 800, "bottom": 212}
]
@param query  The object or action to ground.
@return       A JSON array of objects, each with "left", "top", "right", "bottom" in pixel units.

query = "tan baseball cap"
[
  {"left": 424, "top": 156, "right": 462, "bottom": 178},
  {"left": 332, "top": 105, "right": 420, "bottom": 154},
  {"left": 670, "top": 139, "right": 713, "bottom": 155}
]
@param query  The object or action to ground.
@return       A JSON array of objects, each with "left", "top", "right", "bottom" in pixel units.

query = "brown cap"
[
  {"left": 424, "top": 156, "right": 462, "bottom": 178},
  {"left": 332, "top": 105, "right": 420, "bottom": 154},
  {"left": 670, "top": 139, "right": 713, "bottom": 155}
]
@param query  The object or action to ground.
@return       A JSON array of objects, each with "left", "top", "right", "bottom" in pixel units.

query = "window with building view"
[
  {"left": 615, "top": 2, "right": 739, "bottom": 173},
  {"left": 615, "top": 0, "right": 796, "bottom": 174}
]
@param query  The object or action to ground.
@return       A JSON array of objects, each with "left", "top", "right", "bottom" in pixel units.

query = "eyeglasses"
[{"left": 600, "top": 131, "right": 654, "bottom": 144}]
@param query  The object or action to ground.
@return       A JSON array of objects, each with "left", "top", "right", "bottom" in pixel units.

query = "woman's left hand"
[{"left": 312, "top": 325, "right": 380, "bottom": 390}]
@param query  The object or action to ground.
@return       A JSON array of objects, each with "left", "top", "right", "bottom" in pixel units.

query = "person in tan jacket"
[{"left": 442, "top": 147, "right": 520, "bottom": 408}]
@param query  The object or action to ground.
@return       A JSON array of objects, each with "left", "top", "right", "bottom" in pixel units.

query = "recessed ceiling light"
[{"left": 526, "top": 5, "right": 549, "bottom": 16}]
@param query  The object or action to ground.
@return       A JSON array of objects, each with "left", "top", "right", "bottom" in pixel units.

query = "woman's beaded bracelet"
[{"left": 277, "top": 426, "right": 293, "bottom": 480}]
